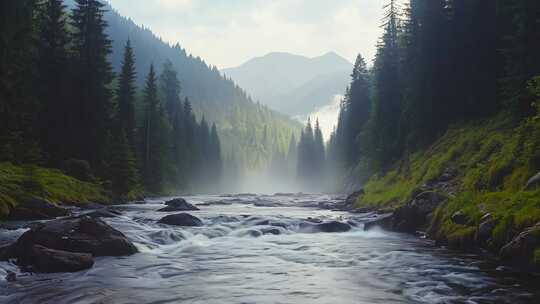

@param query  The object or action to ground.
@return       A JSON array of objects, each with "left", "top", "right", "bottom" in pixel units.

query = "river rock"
[
  {"left": 500, "top": 222, "right": 540, "bottom": 269},
  {"left": 346, "top": 189, "right": 365, "bottom": 205},
  {"left": 261, "top": 227, "right": 281, "bottom": 235},
  {"left": 451, "top": 211, "right": 469, "bottom": 225},
  {"left": 20, "top": 245, "right": 94, "bottom": 273},
  {"left": 300, "top": 221, "right": 351, "bottom": 233},
  {"left": 477, "top": 213, "right": 497, "bottom": 245},
  {"left": 7, "top": 216, "right": 138, "bottom": 258},
  {"left": 158, "top": 198, "right": 199, "bottom": 212},
  {"left": 525, "top": 172, "right": 540, "bottom": 190},
  {"left": 393, "top": 191, "right": 448, "bottom": 233},
  {"left": 7, "top": 198, "right": 70, "bottom": 221},
  {"left": 364, "top": 213, "right": 394, "bottom": 231},
  {"left": 158, "top": 213, "right": 203, "bottom": 226}
]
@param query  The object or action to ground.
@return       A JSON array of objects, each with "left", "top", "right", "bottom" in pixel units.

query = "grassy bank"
[
  {"left": 356, "top": 111, "right": 540, "bottom": 259},
  {"left": 0, "top": 162, "right": 110, "bottom": 218}
]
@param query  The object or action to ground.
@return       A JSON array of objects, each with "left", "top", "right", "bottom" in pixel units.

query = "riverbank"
[
  {"left": 352, "top": 114, "right": 540, "bottom": 272},
  {"left": 0, "top": 162, "right": 111, "bottom": 219}
]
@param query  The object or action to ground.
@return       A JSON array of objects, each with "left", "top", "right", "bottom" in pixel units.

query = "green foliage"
[
  {"left": 0, "top": 162, "right": 109, "bottom": 218},
  {"left": 358, "top": 109, "right": 540, "bottom": 251}
]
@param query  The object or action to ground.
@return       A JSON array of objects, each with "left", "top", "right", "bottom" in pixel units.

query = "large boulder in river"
[
  {"left": 500, "top": 222, "right": 540, "bottom": 269},
  {"left": 158, "top": 198, "right": 199, "bottom": 212},
  {"left": 525, "top": 172, "right": 540, "bottom": 190},
  {"left": 20, "top": 245, "right": 94, "bottom": 273},
  {"left": 158, "top": 213, "right": 203, "bottom": 226},
  {"left": 393, "top": 191, "right": 448, "bottom": 233},
  {"left": 7, "top": 198, "right": 70, "bottom": 221},
  {"left": 7, "top": 216, "right": 138, "bottom": 259}
]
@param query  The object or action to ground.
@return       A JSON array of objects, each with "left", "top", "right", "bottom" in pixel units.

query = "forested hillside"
[
  {"left": 97, "top": 2, "right": 302, "bottom": 173},
  {"left": 326, "top": 0, "right": 540, "bottom": 270}
]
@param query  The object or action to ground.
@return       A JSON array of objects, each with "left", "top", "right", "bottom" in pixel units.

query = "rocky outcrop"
[
  {"left": 500, "top": 222, "right": 540, "bottom": 269},
  {"left": 158, "top": 213, "right": 203, "bottom": 226},
  {"left": 525, "top": 172, "right": 540, "bottom": 190},
  {"left": 7, "top": 198, "right": 70, "bottom": 221},
  {"left": 158, "top": 198, "right": 199, "bottom": 212},
  {"left": 393, "top": 191, "right": 448, "bottom": 233},
  {"left": 346, "top": 189, "right": 365, "bottom": 205},
  {"left": 20, "top": 245, "right": 94, "bottom": 273},
  {"left": 0, "top": 216, "right": 137, "bottom": 273},
  {"left": 450, "top": 211, "right": 470, "bottom": 225}
]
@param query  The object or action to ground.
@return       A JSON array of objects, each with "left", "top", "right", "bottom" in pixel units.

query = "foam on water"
[{"left": 1, "top": 194, "right": 539, "bottom": 304}]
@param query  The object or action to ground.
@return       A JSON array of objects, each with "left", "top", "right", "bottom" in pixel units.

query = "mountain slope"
[
  {"left": 66, "top": 1, "right": 302, "bottom": 171},
  {"left": 222, "top": 52, "right": 352, "bottom": 115}
]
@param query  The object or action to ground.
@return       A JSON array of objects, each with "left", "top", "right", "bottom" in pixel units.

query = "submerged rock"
[
  {"left": 20, "top": 245, "right": 94, "bottom": 273},
  {"left": 158, "top": 198, "right": 199, "bottom": 212},
  {"left": 6, "top": 216, "right": 138, "bottom": 259},
  {"left": 7, "top": 198, "right": 70, "bottom": 221},
  {"left": 158, "top": 213, "right": 203, "bottom": 226},
  {"left": 299, "top": 221, "right": 351, "bottom": 233}
]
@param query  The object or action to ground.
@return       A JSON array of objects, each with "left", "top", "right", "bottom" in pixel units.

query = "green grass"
[
  {"left": 0, "top": 162, "right": 110, "bottom": 218},
  {"left": 356, "top": 111, "right": 540, "bottom": 258}
]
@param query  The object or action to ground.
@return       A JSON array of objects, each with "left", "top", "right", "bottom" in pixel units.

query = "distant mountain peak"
[{"left": 221, "top": 51, "right": 352, "bottom": 116}]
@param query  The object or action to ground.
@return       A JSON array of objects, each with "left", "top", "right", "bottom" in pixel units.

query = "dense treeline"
[
  {"left": 0, "top": 0, "right": 222, "bottom": 198},
  {"left": 328, "top": 0, "right": 536, "bottom": 186}
]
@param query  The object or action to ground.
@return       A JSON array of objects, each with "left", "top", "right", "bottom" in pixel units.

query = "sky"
[{"left": 107, "top": 0, "right": 387, "bottom": 69}]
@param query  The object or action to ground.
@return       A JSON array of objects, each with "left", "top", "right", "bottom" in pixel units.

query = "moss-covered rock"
[{"left": 0, "top": 162, "right": 110, "bottom": 219}]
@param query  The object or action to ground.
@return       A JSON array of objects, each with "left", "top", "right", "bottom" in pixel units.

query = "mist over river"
[{"left": 1, "top": 194, "right": 539, "bottom": 304}]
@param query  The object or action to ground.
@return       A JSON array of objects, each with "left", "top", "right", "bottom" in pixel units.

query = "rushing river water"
[{"left": 1, "top": 193, "right": 539, "bottom": 304}]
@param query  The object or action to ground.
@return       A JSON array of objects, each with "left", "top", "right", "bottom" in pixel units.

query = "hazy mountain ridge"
[
  {"left": 66, "top": 0, "right": 302, "bottom": 171},
  {"left": 222, "top": 51, "right": 352, "bottom": 115}
]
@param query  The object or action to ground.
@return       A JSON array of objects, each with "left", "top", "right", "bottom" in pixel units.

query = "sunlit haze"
[{"left": 107, "top": 0, "right": 386, "bottom": 69}]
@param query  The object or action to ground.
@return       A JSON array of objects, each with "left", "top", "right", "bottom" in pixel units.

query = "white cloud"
[{"left": 107, "top": 0, "right": 386, "bottom": 69}]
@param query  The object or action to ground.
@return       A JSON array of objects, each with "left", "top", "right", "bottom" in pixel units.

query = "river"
[{"left": 1, "top": 193, "right": 539, "bottom": 304}]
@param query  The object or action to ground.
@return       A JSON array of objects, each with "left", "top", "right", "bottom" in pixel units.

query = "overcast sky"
[{"left": 107, "top": 0, "right": 388, "bottom": 69}]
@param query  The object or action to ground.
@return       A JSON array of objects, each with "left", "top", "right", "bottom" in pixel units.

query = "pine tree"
[
  {"left": 210, "top": 123, "right": 223, "bottom": 187},
  {"left": 368, "top": 0, "right": 403, "bottom": 168},
  {"left": 500, "top": 0, "right": 540, "bottom": 116},
  {"left": 339, "top": 54, "right": 371, "bottom": 166},
  {"left": 160, "top": 59, "right": 182, "bottom": 125},
  {"left": 116, "top": 39, "right": 137, "bottom": 147},
  {"left": 36, "top": 0, "right": 70, "bottom": 166},
  {"left": 0, "top": 0, "right": 40, "bottom": 163},
  {"left": 109, "top": 128, "right": 138, "bottom": 199},
  {"left": 141, "top": 64, "right": 165, "bottom": 193},
  {"left": 70, "top": 0, "right": 114, "bottom": 168}
]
